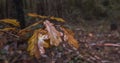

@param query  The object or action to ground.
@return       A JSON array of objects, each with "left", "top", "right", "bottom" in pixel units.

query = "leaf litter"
[{"left": 0, "top": 18, "right": 120, "bottom": 63}]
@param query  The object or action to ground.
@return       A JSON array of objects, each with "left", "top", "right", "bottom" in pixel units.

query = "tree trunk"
[
  {"left": 13, "top": 0, "right": 25, "bottom": 29},
  {"left": 37, "top": 0, "right": 65, "bottom": 17}
]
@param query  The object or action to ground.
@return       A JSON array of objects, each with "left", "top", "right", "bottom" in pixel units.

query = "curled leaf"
[
  {"left": 61, "top": 27, "right": 79, "bottom": 49},
  {"left": 27, "top": 29, "right": 38, "bottom": 56},
  {"left": 44, "top": 20, "right": 62, "bottom": 46},
  {"left": 36, "top": 29, "right": 49, "bottom": 57},
  {"left": 27, "top": 29, "right": 49, "bottom": 58}
]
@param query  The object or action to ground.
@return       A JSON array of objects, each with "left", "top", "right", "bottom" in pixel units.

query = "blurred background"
[{"left": 0, "top": 0, "right": 120, "bottom": 31}]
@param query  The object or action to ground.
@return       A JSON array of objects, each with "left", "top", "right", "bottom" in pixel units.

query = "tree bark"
[{"left": 13, "top": 0, "right": 25, "bottom": 29}]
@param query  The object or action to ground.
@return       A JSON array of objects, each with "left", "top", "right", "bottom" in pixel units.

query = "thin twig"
[{"left": 0, "top": 30, "right": 19, "bottom": 38}]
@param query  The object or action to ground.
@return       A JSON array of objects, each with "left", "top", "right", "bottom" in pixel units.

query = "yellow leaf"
[
  {"left": 0, "top": 19, "right": 20, "bottom": 27},
  {"left": 27, "top": 13, "right": 65, "bottom": 22},
  {"left": 43, "top": 40, "right": 50, "bottom": 48},
  {"left": 37, "top": 29, "right": 49, "bottom": 48},
  {"left": 27, "top": 29, "right": 49, "bottom": 57},
  {"left": 27, "top": 13, "right": 38, "bottom": 17},
  {"left": 50, "top": 16, "right": 65, "bottom": 22},
  {"left": 27, "top": 29, "right": 38, "bottom": 55},
  {"left": 61, "top": 27, "right": 79, "bottom": 49}
]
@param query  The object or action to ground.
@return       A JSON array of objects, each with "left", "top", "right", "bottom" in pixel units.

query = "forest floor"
[{"left": 0, "top": 19, "right": 120, "bottom": 63}]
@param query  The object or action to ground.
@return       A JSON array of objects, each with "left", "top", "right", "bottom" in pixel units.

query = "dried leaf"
[
  {"left": 27, "top": 29, "right": 49, "bottom": 58},
  {"left": 28, "top": 13, "right": 65, "bottom": 22},
  {"left": 28, "top": 13, "right": 47, "bottom": 19},
  {"left": 50, "top": 16, "right": 65, "bottom": 22},
  {"left": 27, "top": 29, "right": 39, "bottom": 56},
  {"left": 0, "top": 19, "right": 20, "bottom": 27},
  {"left": 37, "top": 30, "right": 49, "bottom": 54},
  {"left": 44, "top": 20, "right": 62, "bottom": 46},
  {"left": 34, "top": 43, "right": 41, "bottom": 59},
  {"left": 27, "top": 20, "right": 79, "bottom": 59},
  {"left": 61, "top": 27, "right": 79, "bottom": 48},
  {"left": 27, "top": 13, "right": 39, "bottom": 17}
]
